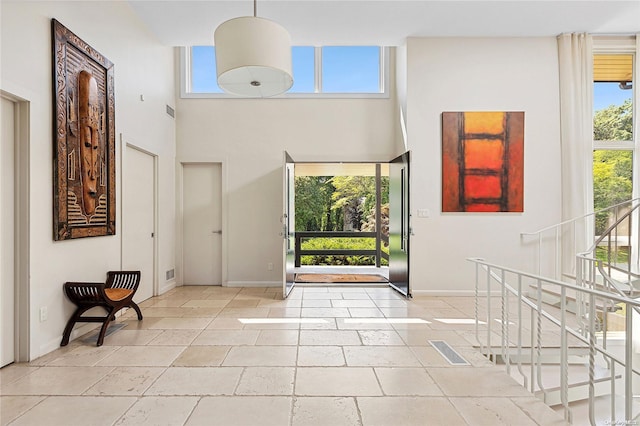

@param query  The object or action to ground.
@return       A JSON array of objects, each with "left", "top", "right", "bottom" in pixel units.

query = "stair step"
[
  {"left": 504, "top": 362, "right": 620, "bottom": 406},
  {"left": 487, "top": 346, "right": 590, "bottom": 365},
  {"left": 540, "top": 373, "right": 620, "bottom": 407},
  {"left": 554, "top": 392, "right": 640, "bottom": 425},
  {"left": 604, "top": 277, "right": 640, "bottom": 297},
  {"left": 526, "top": 284, "right": 620, "bottom": 312}
]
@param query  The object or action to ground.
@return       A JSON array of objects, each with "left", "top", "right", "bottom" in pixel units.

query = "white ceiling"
[{"left": 128, "top": 1, "right": 640, "bottom": 47}]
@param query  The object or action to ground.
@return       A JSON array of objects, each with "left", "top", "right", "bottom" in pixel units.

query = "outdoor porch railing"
[
  {"left": 468, "top": 257, "right": 640, "bottom": 425},
  {"left": 294, "top": 231, "right": 389, "bottom": 267}
]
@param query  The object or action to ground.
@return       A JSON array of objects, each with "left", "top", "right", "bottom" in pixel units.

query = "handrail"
[
  {"left": 470, "top": 257, "right": 638, "bottom": 306},
  {"left": 575, "top": 200, "right": 639, "bottom": 321},
  {"left": 584, "top": 201, "right": 640, "bottom": 254},
  {"left": 468, "top": 257, "right": 640, "bottom": 425},
  {"left": 599, "top": 262, "right": 640, "bottom": 281},
  {"left": 521, "top": 198, "right": 640, "bottom": 237},
  {"left": 596, "top": 262, "right": 640, "bottom": 310},
  {"left": 520, "top": 198, "right": 640, "bottom": 280}
]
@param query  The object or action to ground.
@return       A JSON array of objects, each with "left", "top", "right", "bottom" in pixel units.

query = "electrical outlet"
[
  {"left": 39, "top": 306, "right": 48, "bottom": 322},
  {"left": 267, "top": 262, "right": 274, "bottom": 271}
]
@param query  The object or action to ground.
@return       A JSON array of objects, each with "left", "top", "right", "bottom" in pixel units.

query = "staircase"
[{"left": 471, "top": 200, "right": 640, "bottom": 425}]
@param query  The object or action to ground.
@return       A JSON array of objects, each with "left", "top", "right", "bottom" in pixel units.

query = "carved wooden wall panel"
[{"left": 52, "top": 19, "right": 115, "bottom": 240}]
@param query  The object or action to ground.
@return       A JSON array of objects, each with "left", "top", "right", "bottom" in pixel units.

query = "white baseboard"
[
  {"left": 39, "top": 336, "right": 65, "bottom": 359},
  {"left": 158, "top": 279, "right": 176, "bottom": 295},
  {"left": 225, "top": 281, "right": 281, "bottom": 287},
  {"left": 39, "top": 322, "right": 99, "bottom": 359},
  {"left": 44, "top": 306, "right": 138, "bottom": 359}
]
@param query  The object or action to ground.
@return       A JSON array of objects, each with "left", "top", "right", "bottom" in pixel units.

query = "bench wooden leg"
[
  {"left": 130, "top": 302, "right": 143, "bottom": 320},
  {"left": 61, "top": 307, "right": 90, "bottom": 346},
  {"left": 96, "top": 308, "right": 115, "bottom": 347}
]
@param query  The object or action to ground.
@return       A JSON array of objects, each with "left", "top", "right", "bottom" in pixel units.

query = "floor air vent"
[{"left": 429, "top": 340, "right": 470, "bottom": 365}]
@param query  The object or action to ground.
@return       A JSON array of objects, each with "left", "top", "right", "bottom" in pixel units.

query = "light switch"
[{"left": 417, "top": 209, "right": 430, "bottom": 218}]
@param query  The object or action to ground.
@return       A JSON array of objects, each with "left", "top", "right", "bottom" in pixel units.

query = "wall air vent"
[
  {"left": 166, "top": 269, "right": 175, "bottom": 281},
  {"left": 166, "top": 105, "right": 175, "bottom": 118}
]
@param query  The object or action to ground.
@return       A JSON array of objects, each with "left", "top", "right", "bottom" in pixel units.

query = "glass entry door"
[{"left": 389, "top": 151, "right": 410, "bottom": 297}]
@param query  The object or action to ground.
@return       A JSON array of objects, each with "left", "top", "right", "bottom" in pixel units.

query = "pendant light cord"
[{"left": 254, "top": 0, "right": 257, "bottom": 17}]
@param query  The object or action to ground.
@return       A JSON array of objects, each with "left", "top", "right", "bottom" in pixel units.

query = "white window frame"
[
  {"left": 591, "top": 36, "right": 638, "bottom": 272},
  {"left": 592, "top": 36, "right": 638, "bottom": 199},
  {"left": 180, "top": 46, "right": 390, "bottom": 99}
]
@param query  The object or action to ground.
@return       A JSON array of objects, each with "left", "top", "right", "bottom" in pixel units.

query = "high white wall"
[
  {"left": 406, "top": 37, "right": 563, "bottom": 294},
  {"left": 1, "top": 1, "right": 176, "bottom": 358},
  {"left": 177, "top": 38, "right": 565, "bottom": 292},
  {"left": 176, "top": 87, "right": 398, "bottom": 285},
  {"left": 0, "top": 1, "right": 570, "bottom": 360},
  {"left": 395, "top": 43, "right": 408, "bottom": 151}
]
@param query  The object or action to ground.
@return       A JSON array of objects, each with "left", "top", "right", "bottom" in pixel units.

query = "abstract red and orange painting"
[{"left": 442, "top": 111, "right": 524, "bottom": 212}]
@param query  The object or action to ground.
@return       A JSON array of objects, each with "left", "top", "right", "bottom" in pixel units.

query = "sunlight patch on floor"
[
  {"left": 342, "top": 318, "right": 430, "bottom": 324},
  {"left": 237, "top": 318, "right": 329, "bottom": 324},
  {"left": 433, "top": 318, "right": 486, "bottom": 325}
]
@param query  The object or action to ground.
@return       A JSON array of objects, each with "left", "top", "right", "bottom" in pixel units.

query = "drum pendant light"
[{"left": 214, "top": 0, "right": 293, "bottom": 97}]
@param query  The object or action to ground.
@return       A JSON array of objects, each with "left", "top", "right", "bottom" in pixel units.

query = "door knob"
[{"left": 212, "top": 230, "right": 222, "bottom": 234}]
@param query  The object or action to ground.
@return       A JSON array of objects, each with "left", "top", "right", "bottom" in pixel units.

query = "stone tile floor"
[{"left": 0, "top": 286, "right": 568, "bottom": 425}]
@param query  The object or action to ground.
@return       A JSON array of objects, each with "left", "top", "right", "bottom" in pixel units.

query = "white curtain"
[{"left": 557, "top": 33, "right": 594, "bottom": 274}]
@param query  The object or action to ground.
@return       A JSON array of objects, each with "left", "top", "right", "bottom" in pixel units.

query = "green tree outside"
[
  {"left": 295, "top": 176, "right": 336, "bottom": 231},
  {"left": 592, "top": 97, "right": 633, "bottom": 234},
  {"left": 330, "top": 176, "right": 388, "bottom": 230},
  {"left": 593, "top": 99, "right": 633, "bottom": 141},
  {"left": 294, "top": 173, "right": 389, "bottom": 266}
]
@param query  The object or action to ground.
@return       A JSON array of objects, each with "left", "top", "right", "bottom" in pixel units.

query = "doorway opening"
[
  {"left": 283, "top": 151, "right": 410, "bottom": 299},
  {"left": 1, "top": 92, "right": 30, "bottom": 365},
  {"left": 292, "top": 162, "right": 390, "bottom": 284}
]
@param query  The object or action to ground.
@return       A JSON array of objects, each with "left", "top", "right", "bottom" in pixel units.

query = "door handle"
[{"left": 212, "top": 230, "right": 222, "bottom": 234}]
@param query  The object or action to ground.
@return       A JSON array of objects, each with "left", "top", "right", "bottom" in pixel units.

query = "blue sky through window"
[
  {"left": 322, "top": 46, "right": 380, "bottom": 93},
  {"left": 191, "top": 46, "right": 222, "bottom": 93},
  {"left": 190, "top": 46, "right": 382, "bottom": 95},
  {"left": 593, "top": 82, "right": 632, "bottom": 112},
  {"left": 290, "top": 46, "right": 315, "bottom": 93}
]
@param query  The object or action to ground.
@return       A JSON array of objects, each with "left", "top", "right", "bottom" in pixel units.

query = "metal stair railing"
[
  {"left": 577, "top": 199, "right": 640, "bottom": 297},
  {"left": 574, "top": 201, "right": 639, "bottom": 350},
  {"left": 521, "top": 198, "right": 640, "bottom": 281},
  {"left": 468, "top": 257, "right": 640, "bottom": 425},
  {"left": 573, "top": 201, "right": 640, "bottom": 425}
]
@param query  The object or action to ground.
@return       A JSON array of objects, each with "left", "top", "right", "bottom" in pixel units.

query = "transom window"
[{"left": 181, "top": 46, "right": 387, "bottom": 98}]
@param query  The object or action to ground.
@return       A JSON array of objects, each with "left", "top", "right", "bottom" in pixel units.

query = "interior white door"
[
  {"left": 123, "top": 146, "right": 155, "bottom": 302},
  {"left": 1, "top": 97, "right": 15, "bottom": 367},
  {"left": 282, "top": 152, "right": 295, "bottom": 298},
  {"left": 183, "top": 163, "right": 222, "bottom": 285}
]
